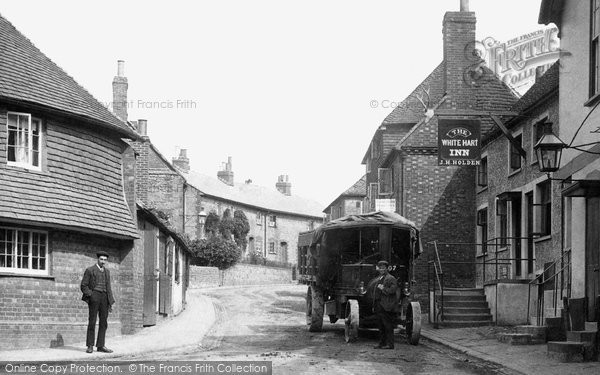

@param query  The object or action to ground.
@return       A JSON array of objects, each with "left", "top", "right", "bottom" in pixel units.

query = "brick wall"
[
  {"left": 0, "top": 229, "right": 135, "bottom": 349},
  {"left": 188, "top": 264, "right": 292, "bottom": 288}
]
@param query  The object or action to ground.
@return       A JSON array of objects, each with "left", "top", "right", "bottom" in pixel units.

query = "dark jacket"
[
  {"left": 80, "top": 265, "right": 115, "bottom": 305},
  {"left": 371, "top": 273, "right": 399, "bottom": 312}
]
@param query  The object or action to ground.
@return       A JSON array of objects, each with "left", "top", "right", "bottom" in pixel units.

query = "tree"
[
  {"left": 189, "top": 235, "right": 241, "bottom": 270},
  {"left": 218, "top": 208, "right": 235, "bottom": 239},
  {"left": 232, "top": 210, "right": 250, "bottom": 249},
  {"left": 204, "top": 211, "right": 220, "bottom": 235}
]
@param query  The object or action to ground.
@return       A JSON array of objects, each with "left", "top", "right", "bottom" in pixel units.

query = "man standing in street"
[
  {"left": 81, "top": 251, "right": 115, "bottom": 354},
  {"left": 369, "top": 260, "right": 399, "bottom": 349}
]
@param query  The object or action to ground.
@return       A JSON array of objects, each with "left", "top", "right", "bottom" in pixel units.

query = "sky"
[{"left": 0, "top": 0, "right": 544, "bottom": 209}]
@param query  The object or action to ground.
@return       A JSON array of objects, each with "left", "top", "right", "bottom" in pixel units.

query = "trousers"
[
  {"left": 86, "top": 290, "right": 109, "bottom": 347},
  {"left": 376, "top": 308, "right": 396, "bottom": 347}
]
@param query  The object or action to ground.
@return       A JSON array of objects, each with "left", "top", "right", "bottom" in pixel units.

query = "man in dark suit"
[
  {"left": 370, "top": 260, "right": 399, "bottom": 349},
  {"left": 81, "top": 251, "right": 115, "bottom": 353}
]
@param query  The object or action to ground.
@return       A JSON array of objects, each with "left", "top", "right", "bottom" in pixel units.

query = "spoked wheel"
[
  {"left": 405, "top": 301, "right": 421, "bottom": 345},
  {"left": 306, "top": 285, "right": 324, "bottom": 332},
  {"left": 344, "top": 299, "right": 359, "bottom": 343}
]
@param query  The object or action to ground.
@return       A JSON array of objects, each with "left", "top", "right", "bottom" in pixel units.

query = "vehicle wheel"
[
  {"left": 344, "top": 299, "right": 359, "bottom": 343},
  {"left": 329, "top": 315, "right": 338, "bottom": 324},
  {"left": 306, "top": 285, "right": 324, "bottom": 332},
  {"left": 405, "top": 301, "right": 421, "bottom": 345}
]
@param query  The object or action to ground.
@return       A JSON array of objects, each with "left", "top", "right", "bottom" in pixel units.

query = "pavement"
[
  {"left": 1, "top": 285, "right": 600, "bottom": 375},
  {"left": 420, "top": 317, "right": 600, "bottom": 375},
  {"left": 0, "top": 290, "right": 215, "bottom": 362}
]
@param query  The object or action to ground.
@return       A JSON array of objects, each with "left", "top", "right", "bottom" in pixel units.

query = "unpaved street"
[{"left": 133, "top": 284, "right": 516, "bottom": 375}]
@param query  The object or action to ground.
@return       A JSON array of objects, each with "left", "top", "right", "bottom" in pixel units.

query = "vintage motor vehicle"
[{"left": 298, "top": 211, "right": 422, "bottom": 345}]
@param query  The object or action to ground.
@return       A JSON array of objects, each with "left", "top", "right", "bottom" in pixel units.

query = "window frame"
[
  {"left": 268, "top": 215, "right": 277, "bottom": 228},
  {"left": 509, "top": 132, "right": 523, "bottom": 174},
  {"left": 477, "top": 156, "right": 488, "bottom": 188},
  {"left": 256, "top": 212, "right": 263, "bottom": 225},
  {"left": 496, "top": 199, "right": 508, "bottom": 247},
  {"left": 590, "top": 0, "right": 600, "bottom": 100},
  {"left": 6, "top": 111, "right": 43, "bottom": 171},
  {"left": 536, "top": 180, "right": 552, "bottom": 237},
  {"left": 476, "top": 207, "right": 488, "bottom": 254},
  {"left": 268, "top": 241, "right": 276, "bottom": 254},
  {"left": 0, "top": 226, "right": 49, "bottom": 276},
  {"left": 378, "top": 168, "right": 393, "bottom": 195}
]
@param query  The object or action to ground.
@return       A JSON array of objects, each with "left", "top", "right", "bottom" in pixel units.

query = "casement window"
[
  {"left": 256, "top": 212, "right": 262, "bottom": 225},
  {"left": 378, "top": 168, "right": 393, "bottom": 195},
  {"left": 268, "top": 242, "right": 276, "bottom": 254},
  {"left": 477, "top": 156, "right": 488, "bottom": 187},
  {"left": 0, "top": 227, "right": 48, "bottom": 275},
  {"left": 536, "top": 181, "right": 552, "bottom": 236},
  {"left": 477, "top": 208, "right": 488, "bottom": 254},
  {"left": 496, "top": 199, "right": 508, "bottom": 247},
  {"left": 592, "top": 0, "right": 600, "bottom": 98},
  {"left": 268, "top": 215, "right": 277, "bottom": 227},
  {"left": 369, "top": 183, "right": 379, "bottom": 212},
  {"left": 7, "top": 112, "right": 42, "bottom": 169},
  {"left": 532, "top": 118, "right": 547, "bottom": 160},
  {"left": 509, "top": 134, "right": 523, "bottom": 172}
]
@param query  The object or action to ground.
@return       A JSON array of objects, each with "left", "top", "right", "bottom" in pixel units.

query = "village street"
[{"left": 129, "top": 284, "right": 516, "bottom": 375}]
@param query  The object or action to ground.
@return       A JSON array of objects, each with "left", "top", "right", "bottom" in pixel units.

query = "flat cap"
[
  {"left": 376, "top": 260, "right": 389, "bottom": 268},
  {"left": 96, "top": 251, "right": 110, "bottom": 258}
]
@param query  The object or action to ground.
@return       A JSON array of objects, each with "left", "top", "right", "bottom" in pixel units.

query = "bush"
[
  {"left": 189, "top": 235, "right": 241, "bottom": 270},
  {"left": 232, "top": 210, "right": 250, "bottom": 249}
]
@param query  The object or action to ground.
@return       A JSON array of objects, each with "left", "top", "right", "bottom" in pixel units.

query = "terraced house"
[{"left": 0, "top": 15, "right": 143, "bottom": 349}]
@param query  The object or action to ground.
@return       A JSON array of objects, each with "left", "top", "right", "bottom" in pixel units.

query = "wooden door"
[
  {"left": 158, "top": 235, "right": 169, "bottom": 314},
  {"left": 142, "top": 221, "right": 157, "bottom": 326},
  {"left": 586, "top": 197, "right": 600, "bottom": 321}
]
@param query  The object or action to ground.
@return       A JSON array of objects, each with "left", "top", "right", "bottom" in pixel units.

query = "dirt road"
[{"left": 135, "top": 284, "right": 516, "bottom": 375}]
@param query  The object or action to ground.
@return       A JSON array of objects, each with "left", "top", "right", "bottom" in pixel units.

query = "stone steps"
[
  {"left": 438, "top": 288, "right": 493, "bottom": 328},
  {"left": 546, "top": 320, "right": 598, "bottom": 362},
  {"left": 497, "top": 325, "right": 547, "bottom": 345}
]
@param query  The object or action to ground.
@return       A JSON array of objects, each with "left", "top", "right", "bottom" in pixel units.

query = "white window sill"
[
  {"left": 534, "top": 234, "right": 552, "bottom": 243},
  {"left": 508, "top": 168, "right": 522, "bottom": 177},
  {"left": 0, "top": 270, "right": 53, "bottom": 279},
  {"left": 6, "top": 163, "right": 44, "bottom": 173}
]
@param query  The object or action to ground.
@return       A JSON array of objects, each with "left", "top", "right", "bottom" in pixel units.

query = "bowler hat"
[
  {"left": 96, "top": 251, "right": 109, "bottom": 258},
  {"left": 376, "top": 260, "right": 389, "bottom": 268}
]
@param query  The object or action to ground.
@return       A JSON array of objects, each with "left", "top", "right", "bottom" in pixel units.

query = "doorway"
[{"left": 585, "top": 197, "right": 600, "bottom": 321}]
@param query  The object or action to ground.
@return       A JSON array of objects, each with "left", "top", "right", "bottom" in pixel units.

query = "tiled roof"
[
  {"left": 382, "top": 62, "right": 446, "bottom": 125},
  {"left": 324, "top": 175, "right": 366, "bottom": 212},
  {"left": 185, "top": 171, "right": 324, "bottom": 219},
  {"left": 510, "top": 61, "right": 559, "bottom": 114},
  {"left": 0, "top": 14, "right": 137, "bottom": 138},
  {"left": 0, "top": 167, "right": 139, "bottom": 239}
]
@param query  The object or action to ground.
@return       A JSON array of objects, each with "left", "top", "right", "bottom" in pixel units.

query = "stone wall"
[{"left": 189, "top": 264, "right": 292, "bottom": 288}]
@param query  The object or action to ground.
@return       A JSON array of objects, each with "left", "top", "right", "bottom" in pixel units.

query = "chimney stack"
[
  {"left": 112, "top": 60, "right": 128, "bottom": 121},
  {"left": 217, "top": 157, "right": 234, "bottom": 186},
  {"left": 442, "top": 2, "right": 477, "bottom": 109},
  {"left": 276, "top": 175, "right": 292, "bottom": 196},
  {"left": 172, "top": 149, "right": 190, "bottom": 173},
  {"left": 137, "top": 119, "right": 148, "bottom": 138}
]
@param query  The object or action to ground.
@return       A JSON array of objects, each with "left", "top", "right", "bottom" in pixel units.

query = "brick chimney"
[
  {"left": 442, "top": 0, "right": 477, "bottom": 109},
  {"left": 276, "top": 175, "right": 292, "bottom": 196},
  {"left": 217, "top": 157, "right": 234, "bottom": 186},
  {"left": 172, "top": 149, "right": 190, "bottom": 173},
  {"left": 112, "top": 60, "right": 128, "bottom": 121},
  {"left": 137, "top": 119, "right": 149, "bottom": 140}
]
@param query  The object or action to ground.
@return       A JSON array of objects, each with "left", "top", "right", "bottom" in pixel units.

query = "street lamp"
[
  {"left": 534, "top": 122, "right": 565, "bottom": 173},
  {"left": 199, "top": 208, "right": 207, "bottom": 239}
]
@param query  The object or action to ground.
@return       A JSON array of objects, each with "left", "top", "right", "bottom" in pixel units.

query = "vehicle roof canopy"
[{"left": 311, "top": 211, "right": 421, "bottom": 254}]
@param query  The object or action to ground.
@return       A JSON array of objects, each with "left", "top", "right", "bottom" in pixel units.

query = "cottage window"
[
  {"left": 477, "top": 156, "right": 488, "bottom": 187},
  {"left": 591, "top": 0, "right": 600, "bottom": 98},
  {"left": 0, "top": 227, "right": 48, "bottom": 275},
  {"left": 7, "top": 112, "right": 42, "bottom": 169},
  {"left": 256, "top": 212, "right": 262, "bottom": 225},
  {"left": 378, "top": 168, "right": 393, "bottom": 195},
  {"left": 496, "top": 200, "right": 508, "bottom": 247},
  {"left": 477, "top": 208, "right": 488, "bottom": 254},
  {"left": 536, "top": 181, "right": 552, "bottom": 236},
  {"left": 268, "top": 242, "right": 276, "bottom": 254},
  {"left": 268, "top": 215, "right": 277, "bottom": 227},
  {"left": 509, "top": 134, "right": 523, "bottom": 172}
]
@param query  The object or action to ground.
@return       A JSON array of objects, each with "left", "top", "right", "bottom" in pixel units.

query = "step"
[
  {"left": 497, "top": 333, "right": 534, "bottom": 345},
  {"left": 442, "top": 313, "right": 493, "bottom": 322},
  {"left": 438, "top": 288, "right": 485, "bottom": 296},
  {"left": 567, "top": 331, "right": 597, "bottom": 343},
  {"left": 437, "top": 320, "right": 493, "bottom": 328},
  {"left": 516, "top": 325, "right": 547, "bottom": 342},
  {"left": 585, "top": 321, "right": 598, "bottom": 332},
  {"left": 440, "top": 295, "right": 487, "bottom": 302},
  {"left": 443, "top": 307, "right": 491, "bottom": 315},
  {"left": 444, "top": 300, "right": 489, "bottom": 308},
  {"left": 545, "top": 317, "right": 562, "bottom": 327},
  {"left": 547, "top": 341, "right": 597, "bottom": 362}
]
